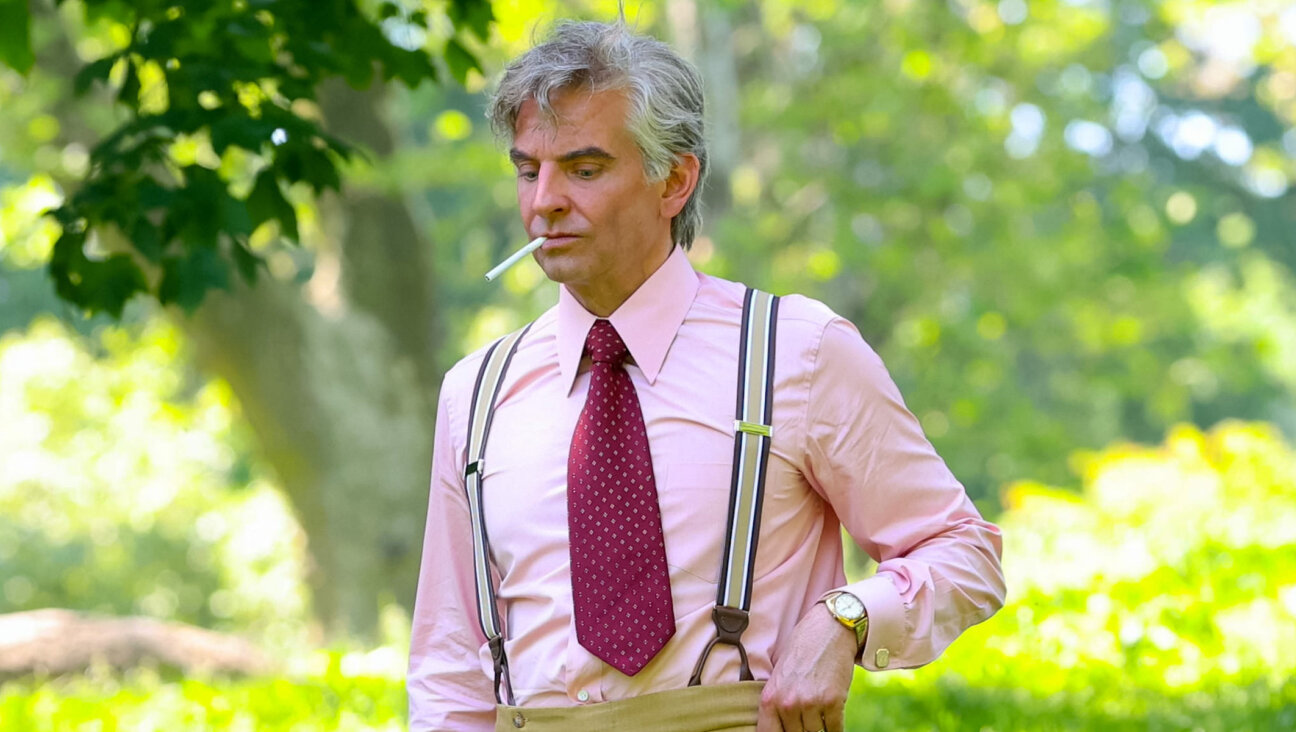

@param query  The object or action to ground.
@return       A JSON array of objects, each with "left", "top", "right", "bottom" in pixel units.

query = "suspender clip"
[
  {"left": 734, "top": 420, "right": 772, "bottom": 438},
  {"left": 487, "top": 634, "right": 516, "bottom": 706},
  {"left": 466, "top": 460, "right": 484, "bottom": 477}
]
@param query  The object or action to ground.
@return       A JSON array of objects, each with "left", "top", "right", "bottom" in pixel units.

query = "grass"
[
  {"left": 847, "top": 670, "right": 1296, "bottom": 731},
  {"left": 3, "top": 661, "right": 1293, "bottom": 731}
]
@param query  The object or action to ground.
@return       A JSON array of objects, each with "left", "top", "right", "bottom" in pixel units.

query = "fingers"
[
  {"left": 798, "top": 708, "right": 825, "bottom": 732},
  {"left": 774, "top": 701, "right": 826, "bottom": 732},
  {"left": 755, "top": 698, "right": 780, "bottom": 732},
  {"left": 823, "top": 701, "right": 845, "bottom": 732},
  {"left": 774, "top": 704, "right": 801, "bottom": 731},
  {"left": 760, "top": 681, "right": 843, "bottom": 732}
]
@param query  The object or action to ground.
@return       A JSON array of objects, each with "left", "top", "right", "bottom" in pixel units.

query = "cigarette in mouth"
[{"left": 485, "top": 236, "right": 547, "bottom": 282}]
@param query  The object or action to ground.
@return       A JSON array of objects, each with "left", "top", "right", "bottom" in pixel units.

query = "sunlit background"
[{"left": 1, "top": 0, "right": 1294, "bottom": 729}]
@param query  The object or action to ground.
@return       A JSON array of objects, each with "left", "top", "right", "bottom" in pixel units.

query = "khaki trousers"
[{"left": 494, "top": 681, "right": 765, "bottom": 732}]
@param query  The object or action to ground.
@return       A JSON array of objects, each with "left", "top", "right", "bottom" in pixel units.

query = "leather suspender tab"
[{"left": 688, "top": 606, "right": 755, "bottom": 686}]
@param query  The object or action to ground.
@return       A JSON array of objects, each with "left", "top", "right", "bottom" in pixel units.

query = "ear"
[{"left": 659, "top": 153, "right": 701, "bottom": 220}]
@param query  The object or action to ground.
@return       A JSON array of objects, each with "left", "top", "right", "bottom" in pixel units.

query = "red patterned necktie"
[{"left": 568, "top": 319, "right": 676, "bottom": 676}]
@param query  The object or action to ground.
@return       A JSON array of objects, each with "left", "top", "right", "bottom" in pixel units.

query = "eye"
[
  {"left": 516, "top": 169, "right": 538, "bottom": 182},
  {"left": 573, "top": 167, "right": 600, "bottom": 180}
]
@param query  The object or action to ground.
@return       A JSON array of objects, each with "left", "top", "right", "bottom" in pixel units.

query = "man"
[{"left": 408, "top": 20, "right": 1005, "bottom": 732}]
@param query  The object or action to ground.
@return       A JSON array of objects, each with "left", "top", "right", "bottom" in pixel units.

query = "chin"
[
  {"left": 536, "top": 259, "right": 580, "bottom": 286},
  {"left": 536, "top": 251, "right": 586, "bottom": 282}
]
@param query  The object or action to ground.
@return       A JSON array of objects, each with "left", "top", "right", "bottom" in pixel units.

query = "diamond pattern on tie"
[{"left": 568, "top": 319, "right": 675, "bottom": 676}]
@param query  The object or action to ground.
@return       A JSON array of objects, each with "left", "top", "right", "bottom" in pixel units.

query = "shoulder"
[
  {"left": 692, "top": 270, "right": 875, "bottom": 374},
  {"left": 771, "top": 294, "right": 888, "bottom": 398},
  {"left": 693, "top": 269, "right": 868, "bottom": 348},
  {"left": 774, "top": 293, "right": 848, "bottom": 337},
  {"left": 438, "top": 306, "right": 559, "bottom": 418},
  {"left": 693, "top": 270, "right": 836, "bottom": 325}
]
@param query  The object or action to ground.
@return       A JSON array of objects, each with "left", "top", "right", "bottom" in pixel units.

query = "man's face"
[{"left": 510, "top": 87, "right": 684, "bottom": 316}]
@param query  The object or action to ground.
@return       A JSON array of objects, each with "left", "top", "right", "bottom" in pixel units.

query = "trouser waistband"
[{"left": 494, "top": 680, "right": 764, "bottom": 732}]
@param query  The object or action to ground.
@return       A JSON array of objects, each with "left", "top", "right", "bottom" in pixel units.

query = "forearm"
[{"left": 835, "top": 515, "right": 1004, "bottom": 670}]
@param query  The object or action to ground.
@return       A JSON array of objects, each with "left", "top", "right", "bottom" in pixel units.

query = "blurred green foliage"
[
  {"left": 0, "top": 318, "right": 311, "bottom": 647},
  {"left": 3, "top": 420, "right": 1293, "bottom": 729}
]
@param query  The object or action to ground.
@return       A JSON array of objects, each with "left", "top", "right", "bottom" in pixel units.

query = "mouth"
[{"left": 538, "top": 234, "right": 579, "bottom": 248}]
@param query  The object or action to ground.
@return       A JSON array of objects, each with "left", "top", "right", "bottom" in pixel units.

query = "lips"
[{"left": 539, "top": 234, "right": 579, "bottom": 247}]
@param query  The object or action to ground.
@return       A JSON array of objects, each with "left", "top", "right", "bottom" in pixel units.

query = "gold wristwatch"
[{"left": 821, "top": 590, "right": 869, "bottom": 653}]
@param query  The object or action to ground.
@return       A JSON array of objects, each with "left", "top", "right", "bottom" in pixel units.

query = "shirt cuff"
[{"left": 819, "top": 576, "right": 905, "bottom": 671}]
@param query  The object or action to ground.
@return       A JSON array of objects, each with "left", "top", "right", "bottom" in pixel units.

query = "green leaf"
[
  {"left": 118, "top": 59, "right": 141, "bottom": 108},
  {"left": 229, "top": 237, "right": 262, "bottom": 285},
  {"left": 130, "top": 219, "right": 164, "bottom": 262},
  {"left": 220, "top": 193, "right": 254, "bottom": 239},
  {"left": 443, "top": 38, "right": 479, "bottom": 85},
  {"left": 447, "top": 0, "right": 494, "bottom": 43},
  {"left": 49, "top": 232, "right": 147, "bottom": 317},
  {"left": 301, "top": 147, "right": 341, "bottom": 193},
  {"left": 245, "top": 170, "right": 298, "bottom": 241},
  {"left": 382, "top": 47, "right": 437, "bottom": 88},
  {"left": 87, "top": 254, "right": 149, "bottom": 317},
  {"left": 74, "top": 55, "right": 120, "bottom": 95},
  {"left": 136, "top": 179, "right": 175, "bottom": 210},
  {"left": 0, "top": 0, "right": 35, "bottom": 74},
  {"left": 159, "top": 247, "right": 231, "bottom": 311},
  {"left": 279, "top": 146, "right": 340, "bottom": 195},
  {"left": 178, "top": 166, "right": 226, "bottom": 246},
  {"left": 210, "top": 115, "right": 275, "bottom": 155}
]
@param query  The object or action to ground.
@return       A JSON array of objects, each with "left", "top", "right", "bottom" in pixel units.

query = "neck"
[{"left": 568, "top": 244, "right": 676, "bottom": 317}]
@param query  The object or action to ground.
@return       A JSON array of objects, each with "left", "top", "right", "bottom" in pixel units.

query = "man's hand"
[{"left": 755, "top": 604, "right": 857, "bottom": 732}]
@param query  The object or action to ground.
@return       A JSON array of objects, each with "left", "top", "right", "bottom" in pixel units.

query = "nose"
[{"left": 529, "top": 164, "right": 570, "bottom": 219}]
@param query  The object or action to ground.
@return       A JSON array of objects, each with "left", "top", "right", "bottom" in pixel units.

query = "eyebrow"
[{"left": 509, "top": 146, "right": 616, "bottom": 164}]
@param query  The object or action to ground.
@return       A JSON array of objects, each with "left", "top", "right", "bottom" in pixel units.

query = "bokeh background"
[{"left": 1, "top": 0, "right": 1295, "bottom": 729}]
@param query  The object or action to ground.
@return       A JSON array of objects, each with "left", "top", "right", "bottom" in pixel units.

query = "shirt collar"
[{"left": 557, "top": 245, "right": 700, "bottom": 392}]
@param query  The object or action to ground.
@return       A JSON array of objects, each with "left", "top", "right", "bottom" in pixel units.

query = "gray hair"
[{"left": 487, "top": 21, "right": 708, "bottom": 249}]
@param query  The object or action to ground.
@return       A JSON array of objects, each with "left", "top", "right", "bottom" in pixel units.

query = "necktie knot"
[{"left": 585, "top": 320, "right": 629, "bottom": 365}]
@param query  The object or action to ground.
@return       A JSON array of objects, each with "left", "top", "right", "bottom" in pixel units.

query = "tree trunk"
[
  {"left": 669, "top": 0, "right": 741, "bottom": 219},
  {"left": 182, "top": 80, "right": 440, "bottom": 640}
]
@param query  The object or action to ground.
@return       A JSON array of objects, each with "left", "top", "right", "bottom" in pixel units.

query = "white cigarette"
[{"left": 485, "top": 236, "right": 547, "bottom": 282}]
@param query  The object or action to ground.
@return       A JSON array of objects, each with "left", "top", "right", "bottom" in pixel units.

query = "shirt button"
[
  {"left": 875, "top": 648, "right": 890, "bottom": 668},
  {"left": 577, "top": 689, "right": 590, "bottom": 702},
  {"left": 512, "top": 711, "right": 526, "bottom": 728}
]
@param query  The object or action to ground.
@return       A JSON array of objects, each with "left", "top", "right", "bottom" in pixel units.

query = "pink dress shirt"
[{"left": 408, "top": 247, "right": 1005, "bottom": 730}]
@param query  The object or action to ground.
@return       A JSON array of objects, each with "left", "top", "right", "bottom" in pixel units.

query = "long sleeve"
[
  {"left": 407, "top": 378, "right": 497, "bottom": 731},
  {"left": 802, "top": 318, "right": 1006, "bottom": 671}
]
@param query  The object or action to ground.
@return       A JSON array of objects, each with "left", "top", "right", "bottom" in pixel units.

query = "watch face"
[{"left": 832, "top": 593, "right": 865, "bottom": 621}]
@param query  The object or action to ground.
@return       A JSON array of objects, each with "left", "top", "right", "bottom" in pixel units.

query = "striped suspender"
[
  {"left": 461, "top": 288, "right": 779, "bottom": 698},
  {"left": 689, "top": 288, "right": 780, "bottom": 686},
  {"left": 463, "top": 324, "right": 530, "bottom": 705}
]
